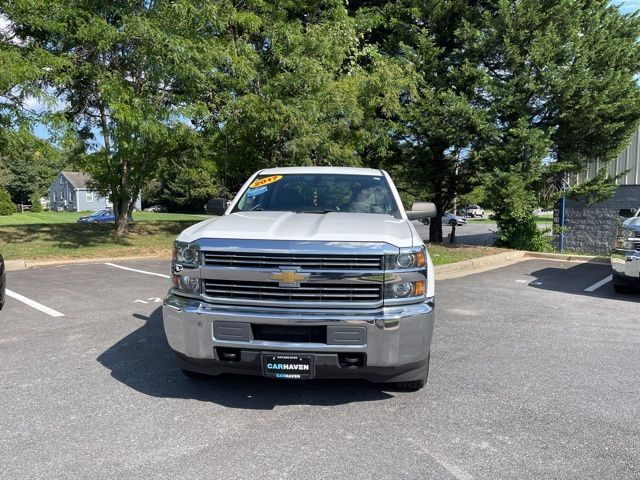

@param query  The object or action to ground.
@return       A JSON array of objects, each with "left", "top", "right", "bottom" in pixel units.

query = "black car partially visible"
[{"left": 0, "top": 253, "right": 5, "bottom": 310}]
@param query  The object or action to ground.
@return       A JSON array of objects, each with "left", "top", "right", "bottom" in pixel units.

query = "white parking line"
[
  {"left": 5, "top": 289, "right": 65, "bottom": 317},
  {"left": 584, "top": 275, "right": 613, "bottom": 292},
  {"left": 104, "top": 263, "right": 170, "bottom": 279}
]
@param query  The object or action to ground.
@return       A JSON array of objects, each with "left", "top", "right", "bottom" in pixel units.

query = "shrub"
[
  {"left": 0, "top": 188, "right": 15, "bottom": 216},
  {"left": 30, "top": 192, "right": 44, "bottom": 212},
  {"left": 486, "top": 169, "right": 552, "bottom": 252}
]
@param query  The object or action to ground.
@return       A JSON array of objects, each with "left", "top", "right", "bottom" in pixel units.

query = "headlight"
[
  {"left": 385, "top": 246, "right": 426, "bottom": 270},
  {"left": 171, "top": 273, "right": 201, "bottom": 295},
  {"left": 174, "top": 241, "right": 200, "bottom": 264}
]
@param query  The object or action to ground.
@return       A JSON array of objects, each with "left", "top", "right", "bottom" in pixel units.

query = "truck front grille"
[
  {"left": 635, "top": 242, "right": 640, "bottom": 252},
  {"left": 203, "top": 279, "right": 382, "bottom": 303},
  {"left": 202, "top": 252, "right": 382, "bottom": 270}
]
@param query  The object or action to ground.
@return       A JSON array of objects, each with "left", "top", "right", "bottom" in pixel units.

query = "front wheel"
[
  {"left": 448, "top": 219, "right": 457, "bottom": 226},
  {"left": 394, "top": 353, "right": 430, "bottom": 391}
]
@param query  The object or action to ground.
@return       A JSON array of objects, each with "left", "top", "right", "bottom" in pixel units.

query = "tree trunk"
[
  {"left": 114, "top": 195, "right": 131, "bottom": 235},
  {"left": 429, "top": 207, "right": 444, "bottom": 243}
]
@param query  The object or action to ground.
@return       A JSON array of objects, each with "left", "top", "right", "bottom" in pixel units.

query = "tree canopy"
[{"left": 1, "top": 0, "right": 638, "bottom": 245}]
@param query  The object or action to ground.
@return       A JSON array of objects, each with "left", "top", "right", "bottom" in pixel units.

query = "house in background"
[
  {"left": 564, "top": 128, "right": 640, "bottom": 254},
  {"left": 48, "top": 172, "right": 141, "bottom": 212}
]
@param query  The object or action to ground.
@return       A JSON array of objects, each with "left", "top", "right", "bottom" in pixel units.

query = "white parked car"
[
  {"left": 465, "top": 205, "right": 484, "bottom": 218},
  {"left": 443, "top": 212, "right": 467, "bottom": 226}
]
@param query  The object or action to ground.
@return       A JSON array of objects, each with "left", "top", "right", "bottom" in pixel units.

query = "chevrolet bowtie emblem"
[{"left": 270, "top": 268, "right": 309, "bottom": 287}]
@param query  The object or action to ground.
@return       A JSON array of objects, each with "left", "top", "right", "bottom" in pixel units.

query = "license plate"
[{"left": 262, "top": 354, "right": 314, "bottom": 379}]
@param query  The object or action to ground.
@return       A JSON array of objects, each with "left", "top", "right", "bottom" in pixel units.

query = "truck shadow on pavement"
[
  {"left": 96, "top": 307, "right": 395, "bottom": 409},
  {"left": 527, "top": 260, "right": 640, "bottom": 302}
]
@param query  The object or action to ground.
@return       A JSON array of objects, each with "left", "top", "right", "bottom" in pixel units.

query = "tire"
[
  {"left": 394, "top": 353, "right": 430, "bottom": 391},
  {"left": 448, "top": 219, "right": 457, "bottom": 226},
  {"left": 181, "top": 368, "right": 210, "bottom": 380},
  {"left": 613, "top": 282, "right": 634, "bottom": 294}
]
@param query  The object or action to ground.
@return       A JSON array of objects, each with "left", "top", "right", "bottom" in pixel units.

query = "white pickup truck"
[
  {"left": 163, "top": 167, "right": 436, "bottom": 390},
  {"left": 611, "top": 207, "right": 640, "bottom": 294}
]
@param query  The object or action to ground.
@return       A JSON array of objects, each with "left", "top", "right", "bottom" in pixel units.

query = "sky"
[{"left": 615, "top": 0, "right": 640, "bottom": 13}]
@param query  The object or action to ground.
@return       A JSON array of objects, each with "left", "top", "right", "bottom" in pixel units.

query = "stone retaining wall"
[{"left": 564, "top": 185, "right": 640, "bottom": 254}]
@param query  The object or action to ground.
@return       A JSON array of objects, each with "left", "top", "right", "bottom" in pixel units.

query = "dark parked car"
[{"left": 0, "top": 253, "right": 6, "bottom": 310}]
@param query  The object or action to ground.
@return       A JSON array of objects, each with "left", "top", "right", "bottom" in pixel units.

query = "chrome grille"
[
  {"left": 203, "top": 280, "right": 382, "bottom": 303},
  {"left": 635, "top": 242, "right": 640, "bottom": 252},
  {"left": 202, "top": 251, "right": 383, "bottom": 270}
]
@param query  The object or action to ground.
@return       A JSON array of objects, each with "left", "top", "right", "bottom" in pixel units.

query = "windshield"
[
  {"left": 233, "top": 173, "right": 401, "bottom": 217},
  {"left": 93, "top": 210, "right": 111, "bottom": 216}
]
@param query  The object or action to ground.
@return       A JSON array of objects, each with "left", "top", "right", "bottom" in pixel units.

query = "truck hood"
[
  {"left": 623, "top": 216, "right": 640, "bottom": 231},
  {"left": 177, "top": 211, "right": 415, "bottom": 248}
]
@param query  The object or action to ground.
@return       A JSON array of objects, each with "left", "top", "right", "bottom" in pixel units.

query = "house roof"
[{"left": 61, "top": 172, "right": 92, "bottom": 189}]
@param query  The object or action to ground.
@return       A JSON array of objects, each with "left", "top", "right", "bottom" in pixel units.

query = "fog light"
[
  {"left": 392, "top": 282, "right": 414, "bottom": 297},
  {"left": 180, "top": 275, "right": 199, "bottom": 291}
]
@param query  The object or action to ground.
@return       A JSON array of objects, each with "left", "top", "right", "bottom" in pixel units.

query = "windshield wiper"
[{"left": 294, "top": 209, "right": 335, "bottom": 214}]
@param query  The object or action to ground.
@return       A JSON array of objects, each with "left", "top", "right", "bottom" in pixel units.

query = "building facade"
[
  {"left": 564, "top": 128, "right": 640, "bottom": 254},
  {"left": 48, "top": 172, "right": 141, "bottom": 212}
]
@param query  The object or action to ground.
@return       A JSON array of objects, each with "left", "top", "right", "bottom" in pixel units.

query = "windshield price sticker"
[
  {"left": 247, "top": 186, "right": 268, "bottom": 197},
  {"left": 250, "top": 175, "right": 283, "bottom": 188}
]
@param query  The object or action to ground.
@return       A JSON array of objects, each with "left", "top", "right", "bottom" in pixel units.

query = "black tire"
[
  {"left": 181, "top": 368, "right": 210, "bottom": 380},
  {"left": 448, "top": 219, "right": 457, "bottom": 226},
  {"left": 394, "top": 353, "right": 430, "bottom": 391},
  {"left": 613, "top": 282, "right": 634, "bottom": 294}
]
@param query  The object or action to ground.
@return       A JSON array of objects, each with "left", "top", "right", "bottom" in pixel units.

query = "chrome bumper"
[
  {"left": 611, "top": 250, "right": 640, "bottom": 280},
  {"left": 162, "top": 294, "right": 434, "bottom": 369}
]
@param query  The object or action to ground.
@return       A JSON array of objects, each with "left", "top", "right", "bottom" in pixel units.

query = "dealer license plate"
[{"left": 262, "top": 354, "right": 314, "bottom": 379}]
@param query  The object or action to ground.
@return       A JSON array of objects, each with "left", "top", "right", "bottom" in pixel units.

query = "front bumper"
[
  {"left": 611, "top": 249, "right": 640, "bottom": 282},
  {"left": 162, "top": 295, "right": 434, "bottom": 382}
]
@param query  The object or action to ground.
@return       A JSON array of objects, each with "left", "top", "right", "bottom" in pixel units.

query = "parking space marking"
[
  {"left": 105, "top": 263, "right": 170, "bottom": 279},
  {"left": 5, "top": 289, "right": 65, "bottom": 317},
  {"left": 584, "top": 275, "right": 613, "bottom": 292}
]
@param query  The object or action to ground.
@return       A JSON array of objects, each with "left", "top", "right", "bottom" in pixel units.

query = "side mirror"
[
  {"left": 619, "top": 208, "right": 637, "bottom": 218},
  {"left": 206, "top": 198, "right": 229, "bottom": 216},
  {"left": 406, "top": 202, "right": 437, "bottom": 221}
]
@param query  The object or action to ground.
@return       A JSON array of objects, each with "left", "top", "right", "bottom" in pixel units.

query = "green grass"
[
  {"left": 0, "top": 211, "right": 209, "bottom": 226},
  {"left": 467, "top": 215, "right": 553, "bottom": 225},
  {"left": 427, "top": 244, "right": 508, "bottom": 266},
  {"left": 0, "top": 221, "right": 202, "bottom": 260}
]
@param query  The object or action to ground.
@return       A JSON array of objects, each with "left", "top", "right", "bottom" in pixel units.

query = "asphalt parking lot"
[{"left": 1, "top": 258, "right": 639, "bottom": 479}]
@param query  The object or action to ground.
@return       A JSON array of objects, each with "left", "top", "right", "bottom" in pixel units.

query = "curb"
[
  {"left": 434, "top": 250, "right": 527, "bottom": 279},
  {"left": 522, "top": 251, "right": 610, "bottom": 264},
  {"left": 4, "top": 253, "right": 172, "bottom": 271}
]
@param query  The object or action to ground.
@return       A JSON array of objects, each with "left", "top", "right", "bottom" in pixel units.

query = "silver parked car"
[{"left": 442, "top": 212, "right": 467, "bottom": 226}]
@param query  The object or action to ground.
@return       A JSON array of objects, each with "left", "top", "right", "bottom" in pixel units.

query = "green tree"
[
  {"left": 463, "top": 0, "right": 640, "bottom": 248},
  {"left": 215, "top": 0, "right": 410, "bottom": 187},
  {"left": 350, "top": 1, "right": 495, "bottom": 242},
  {"left": 144, "top": 126, "right": 225, "bottom": 212},
  {"left": 0, "top": 187, "right": 15, "bottom": 216},
  {"left": 4, "top": 0, "right": 253, "bottom": 233},
  {"left": 0, "top": 129, "right": 64, "bottom": 203}
]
